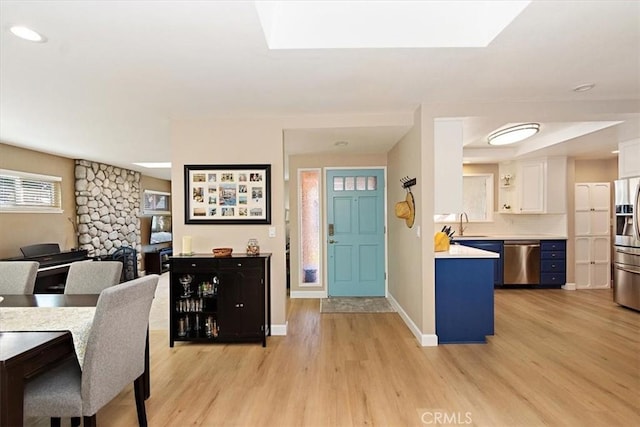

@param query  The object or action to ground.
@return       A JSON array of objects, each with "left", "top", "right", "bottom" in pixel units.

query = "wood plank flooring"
[{"left": 27, "top": 288, "right": 639, "bottom": 426}]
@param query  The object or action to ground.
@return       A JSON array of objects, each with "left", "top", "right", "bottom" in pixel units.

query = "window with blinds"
[{"left": 0, "top": 169, "right": 63, "bottom": 213}]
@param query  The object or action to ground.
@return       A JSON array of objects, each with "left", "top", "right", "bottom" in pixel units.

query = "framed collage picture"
[{"left": 184, "top": 164, "right": 271, "bottom": 224}]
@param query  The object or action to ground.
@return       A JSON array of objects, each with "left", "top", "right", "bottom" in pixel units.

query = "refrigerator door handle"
[
  {"left": 634, "top": 180, "right": 640, "bottom": 240},
  {"left": 615, "top": 265, "right": 640, "bottom": 275}
]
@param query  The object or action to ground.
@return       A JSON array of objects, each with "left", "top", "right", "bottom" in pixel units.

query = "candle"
[{"left": 182, "top": 236, "right": 192, "bottom": 254}]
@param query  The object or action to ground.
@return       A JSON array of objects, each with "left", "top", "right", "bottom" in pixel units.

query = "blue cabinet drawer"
[
  {"left": 541, "top": 272, "right": 566, "bottom": 285},
  {"left": 541, "top": 251, "right": 565, "bottom": 260},
  {"left": 541, "top": 259, "right": 565, "bottom": 272},
  {"left": 541, "top": 240, "right": 566, "bottom": 251}
]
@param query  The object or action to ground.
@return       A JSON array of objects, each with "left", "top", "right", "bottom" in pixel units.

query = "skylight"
[
  {"left": 255, "top": 1, "right": 531, "bottom": 49},
  {"left": 133, "top": 162, "right": 172, "bottom": 169}
]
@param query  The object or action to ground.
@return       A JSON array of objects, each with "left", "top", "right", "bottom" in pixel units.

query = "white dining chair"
[
  {"left": 0, "top": 261, "right": 39, "bottom": 294},
  {"left": 63, "top": 261, "right": 123, "bottom": 294},
  {"left": 23, "top": 274, "right": 159, "bottom": 427}
]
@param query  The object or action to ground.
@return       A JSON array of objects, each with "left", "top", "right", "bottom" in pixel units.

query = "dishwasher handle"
[{"left": 504, "top": 240, "right": 541, "bottom": 247}]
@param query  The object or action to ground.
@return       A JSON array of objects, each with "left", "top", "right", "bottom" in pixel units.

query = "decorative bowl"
[{"left": 212, "top": 247, "right": 233, "bottom": 257}]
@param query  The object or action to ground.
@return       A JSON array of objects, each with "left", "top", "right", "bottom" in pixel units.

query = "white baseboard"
[
  {"left": 290, "top": 290, "right": 328, "bottom": 299},
  {"left": 562, "top": 282, "right": 577, "bottom": 290},
  {"left": 271, "top": 322, "right": 288, "bottom": 336},
  {"left": 575, "top": 284, "right": 611, "bottom": 290},
  {"left": 387, "top": 294, "right": 438, "bottom": 347}
]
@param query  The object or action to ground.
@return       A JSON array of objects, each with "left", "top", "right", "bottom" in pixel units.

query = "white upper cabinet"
[
  {"left": 618, "top": 138, "right": 640, "bottom": 179},
  {"left": 434, "top": 119, "right": 463, "bottom": 214},
  {"left": 519, "top": 160, "right": 545, "bottom": 213},
  {"left": 498, "top": 157, "right": 567, "bottom": 214},
  {"left": 575, "top": 183, "right": 610, "bottom": 236}
]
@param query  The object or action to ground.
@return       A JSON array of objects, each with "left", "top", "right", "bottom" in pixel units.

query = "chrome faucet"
[{"left": 458, "top": 212, "right": 469, "bottom": 236}]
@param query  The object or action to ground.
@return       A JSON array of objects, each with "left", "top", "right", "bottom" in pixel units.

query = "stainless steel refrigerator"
[{"left": 613, "top": 178, "right": 640, "bottom": 310}]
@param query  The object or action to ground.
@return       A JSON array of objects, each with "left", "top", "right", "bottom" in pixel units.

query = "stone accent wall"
[{"left": 74, "top": 160, "right": 142, "bottom": 258}]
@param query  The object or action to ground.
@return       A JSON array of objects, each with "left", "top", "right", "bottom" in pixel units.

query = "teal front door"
[{"left": 327, "top": 169, "right": 386, "bottom": 297}]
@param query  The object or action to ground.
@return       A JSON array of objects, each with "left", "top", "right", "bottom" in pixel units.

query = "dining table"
[{"left": 0, "top": 294, "right": 151, "bottom": 427}]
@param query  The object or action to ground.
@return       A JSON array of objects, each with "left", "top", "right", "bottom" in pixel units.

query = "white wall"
[
  {"left": 387, "top": 106, "right": 439, "bottom": 345},
  {"left": 170, "top": 117, "right": 288, "bottom": 330}
]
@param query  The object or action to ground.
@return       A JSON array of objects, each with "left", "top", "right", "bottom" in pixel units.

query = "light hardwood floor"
[{"left": 28, "top": 288, "right": 639, "bottom": 426}]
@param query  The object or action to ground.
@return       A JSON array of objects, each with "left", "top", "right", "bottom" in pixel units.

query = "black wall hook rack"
[{"left": 400, "top": 176, "right": 416, "bottom": 190}]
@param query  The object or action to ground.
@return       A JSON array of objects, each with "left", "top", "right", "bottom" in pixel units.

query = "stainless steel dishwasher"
[{"left": 504, "top": 240, "right": 540, "bottom": 285}]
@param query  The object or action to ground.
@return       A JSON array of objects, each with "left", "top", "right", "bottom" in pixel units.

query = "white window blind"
[{"left": 0, "top": 169, "right": 63, "bottom": 213}]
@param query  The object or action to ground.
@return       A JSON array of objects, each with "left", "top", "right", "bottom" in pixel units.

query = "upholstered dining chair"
[
  {"left": 23, "top": 274, "right": 159, "bottom": 427},
  {"left": 63, "top": 261, "right": 123, "bottom": 294},
  {"left": 0, "top": 261, "right": 39, "bottom": 294}
]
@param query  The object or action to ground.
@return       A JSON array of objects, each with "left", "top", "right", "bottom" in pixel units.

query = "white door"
[
  {"left": 575, "top": 236, "right": 610, "bottom": 289},
  {"left": 575, "top": 183, "right": 610, "bottom": 236},
  {"left": 575, "top": 236, "right": 591, "bottom": 288},
  {"left": 591, "top": 236, "right": 611, "bottom": 288},
  {"left": 590, "top": 183, "right": 611, "bottom": 236},
  {"left": 575, "top": 183, "right": 611, "bottom": 289}
]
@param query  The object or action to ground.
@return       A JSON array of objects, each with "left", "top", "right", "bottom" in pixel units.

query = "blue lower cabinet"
[
  {"left": 435, "top": 258, "right": 494, "bottom": 344},
  {"left": 540, "top": 240, "right": 566, "bottom": 286},
  {"left": 455, "top": 240, "right": 503, "bottom": 286}
]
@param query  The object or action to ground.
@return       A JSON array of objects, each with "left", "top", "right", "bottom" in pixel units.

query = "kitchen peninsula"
[{"left": 435, "top": 244, "right": 499, "bottom": 344}]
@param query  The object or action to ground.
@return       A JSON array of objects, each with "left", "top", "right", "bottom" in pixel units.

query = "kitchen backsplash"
[{"left": 440, "top": 213, "right": 568, "bottom": 237}]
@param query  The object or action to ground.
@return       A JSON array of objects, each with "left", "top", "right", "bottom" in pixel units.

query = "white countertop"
[
  {"left": 453, "top": 234, "right": 567, "bottom": 241},
  {"left": 435, "top": 244, "right": 499, "bottom": 259}
]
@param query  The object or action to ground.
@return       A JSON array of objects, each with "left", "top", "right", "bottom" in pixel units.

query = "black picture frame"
[{"left": 184, "top": 164, "right": 271, "bottom": 224}]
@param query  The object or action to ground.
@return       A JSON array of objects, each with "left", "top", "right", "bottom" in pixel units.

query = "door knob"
[{"left": 329, "top": 239, "right": 339, "bottom": 244}]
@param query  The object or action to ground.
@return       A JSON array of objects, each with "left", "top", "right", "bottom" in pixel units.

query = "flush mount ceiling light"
[
  {"left": 488, "top": 123, "right": 540, "bottom": 146},
  {"left": 10, "top": 25, "right": 47, "bottom": 43}
]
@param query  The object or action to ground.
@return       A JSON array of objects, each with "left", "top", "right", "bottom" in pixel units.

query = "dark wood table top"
[
  {"left": 0, "top": 294, "right": 99, "bottom": 308},
  {"left": 1, "top": 292, "right": 151, "bottom": 401},
  {"left": 0, "top": 331, "right": 76, "bottom": 427},
  {"left": 0, "top": 331, "right": 71, "bottom": 362}
]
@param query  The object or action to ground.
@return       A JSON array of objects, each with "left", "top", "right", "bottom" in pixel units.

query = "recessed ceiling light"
[
  {"left": 10, "top": 25, "right": 47, "bottom": 43},
  {"left": 573, "top": 83, "right": 595, "bottom": 92},
  {"left": 488, "top": 123, "right": 540, "bottom": 146},
  {"left": 334, "top": 141, "right": 349, "bottom": 147},
  {"left": 133, "top": 162, "right": 172, "bottom": 168}
]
